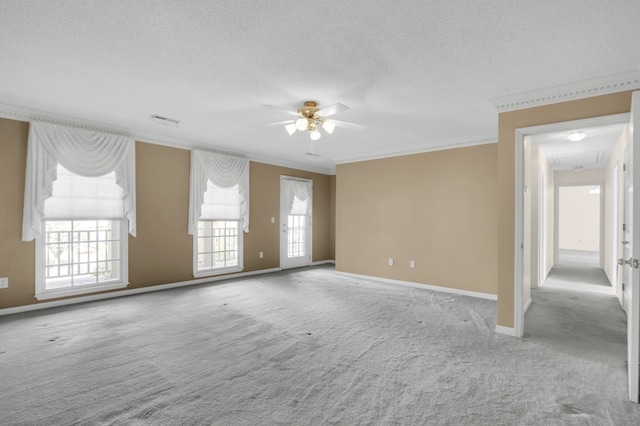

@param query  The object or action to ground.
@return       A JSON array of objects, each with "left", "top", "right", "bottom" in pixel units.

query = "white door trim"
[
  {"left": 514, "top": 112, "right": 630, "bottom": 338},
  {"left": 628, "top": 91, "right": 640, "bottom": 402},
  {"left": 611, "top": 162, "right": 619, "bottom": 295}
]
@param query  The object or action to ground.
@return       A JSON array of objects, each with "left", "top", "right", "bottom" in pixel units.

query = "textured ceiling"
[
  {"left": 1, "top": 1, "right": 639, "bottom": 173},
  {"left": 534, "top": 123, "right": 626, "bottom": 171}
]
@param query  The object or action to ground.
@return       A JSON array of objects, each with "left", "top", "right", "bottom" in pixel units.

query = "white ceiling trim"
[
  {"left": 0, "top": 103, "right": 333, "bottom": 175},
  {"left": 333, "top": 136, "right": 497, "bottom": 165},
  {"left": 490, "top": 70, "right": 640, "bottom": 112}
]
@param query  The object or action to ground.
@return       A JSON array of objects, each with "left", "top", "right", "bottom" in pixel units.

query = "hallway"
[{"left": 525, "top": 261, "right": 630, "bottom": 406}]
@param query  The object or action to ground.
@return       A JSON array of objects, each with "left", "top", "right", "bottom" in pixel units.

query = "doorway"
[
  {"left": 513, "top": 109, "right": 639, "bottom": 402},
  {"left": 555, "top": 183, "right": 603, "bottom": 268},
  {"left": 280, "top": 176, "right": 313, "bottom": 269}
]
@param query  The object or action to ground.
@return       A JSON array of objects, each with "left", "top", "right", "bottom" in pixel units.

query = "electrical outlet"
[
  {"left": 410, "top": 260, "right": 415, "bottom": 268},
  {"left": 388, "top": 258, "right": 394, "bottom": 266},
  {"left": 271, "top": 217, "right": 275, "bottom": 224},
  {"left": 259, "top": 251, "right": 264, "bottom": 259},
  {"left": 0, "top": 277, "right": 8, "bottom": 289}
]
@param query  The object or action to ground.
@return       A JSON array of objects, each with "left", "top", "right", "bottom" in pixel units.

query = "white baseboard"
[
  {"left": 524, "top": 298, "right": 533, "bottom": 314},
  {"left": 311, "top": 260, "right": 335, "bottom": 266},
  {"left": 495, "top": 325, "right": 519, "bottom": 337},
  {"left": 334, "top": 271, "right": 497, "bottom": 301},
  {"left": 0, "top": 267, "right": 282, "bottom": 317}
]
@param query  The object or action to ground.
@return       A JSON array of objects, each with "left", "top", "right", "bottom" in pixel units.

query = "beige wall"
[
  {"left": 247, "top": 162, "right": 332, "bottom": 267},
  {"left": 0, "top": 119, "right": 35, "bottom": 308},
  {"left": 336, "top": 143, "right": 498, "bottom": 295},
  {"left": 329, "top": 175, "right": 336, "bottom": 260},
  {"left": 554, "top": 169, "right": 605, "bottom": 185},
  {"left": 497, "top": 91, "right": 633, "bottom": 328},
  {"left": 0, "top": 117, "right": 333, "bottom": 309},
  {"left": 557, "top": 185, "right": 601, "bottom": 252}
]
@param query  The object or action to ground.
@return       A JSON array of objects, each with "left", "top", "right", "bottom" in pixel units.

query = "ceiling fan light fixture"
[
  {"left": 269, "top": 101, "right": 355, "bottom": 143},
  {"left": 322, "top": 120, "right": 335, "bottom": 134},
  {"left": 284, "top": 123, "right": 297, "bottom": 135},
  {"left": 295, "top": 117, "right": 308, "bottom": 131},
  {"left": 568, "top": 132, "right": 586, "bottom": 142}
]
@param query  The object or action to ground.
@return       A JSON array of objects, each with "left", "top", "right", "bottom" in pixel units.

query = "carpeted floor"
[
  {"left": 1, "top": 265, "right": 639, "bottom": 425},
  {"left": 557, "top": 249, "right": 600, "bottom": 268}
]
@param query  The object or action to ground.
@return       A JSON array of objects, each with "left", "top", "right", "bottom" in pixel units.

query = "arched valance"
[
  {"left": 283, "top": 178, "right": 312, "bottom": 215},
  {"left": 188, "top": 150, "right": 249, "bottom": 234},
  {"left": 22, "top": 121, "right": 136, "bottom": 241}
]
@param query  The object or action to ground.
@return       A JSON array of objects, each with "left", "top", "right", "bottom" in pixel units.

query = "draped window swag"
[
  {"left": 188, "top": 150, "right": 250, "bottom": 234},
  {"left": 22, "top": 121, "right": 136, "bottom": 241},
  {"left": 283, "top": 178, "right": 312, "bottom": 215}
]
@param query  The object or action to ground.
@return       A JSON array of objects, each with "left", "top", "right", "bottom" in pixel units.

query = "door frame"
[
  {"left": 513, "top": 112, "right": 630, "bottom": 337},
  {"left": 622, "top": 143, "right": 632, "bottom": 314},
  {"left": 280, "top": 176, "right": 313, "bottom": 270},
  {"left": 612, "top": 162, "right": 619, "bottom": 297},
  {"left": 627, "top": 91, "right": 640, "bottom": 402}
]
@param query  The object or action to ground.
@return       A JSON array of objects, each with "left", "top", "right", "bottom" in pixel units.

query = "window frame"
[
  {"left": 35, "top": 219, "right": 129, "bottom": 300},
  {"left": 193, "top": 219, "right": 244, "bottom": 278}
]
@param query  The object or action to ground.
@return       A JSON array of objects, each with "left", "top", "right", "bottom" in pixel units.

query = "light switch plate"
[{"left": 0, "top": 277, "right": 8, "bottom": 288}]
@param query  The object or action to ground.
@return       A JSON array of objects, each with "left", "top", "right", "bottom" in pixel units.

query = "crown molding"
[
  {"left": 490, "top": 70, "right": 640, "bottom": 112},
  {"left": 0, "top": 103, "right": 333, "bottom": 175},
  {"left": 333, "top": 136, "right": 497, "bottom": 165},
  {"left": 245, "top": 153, "right": 334, "bottom": 175}
]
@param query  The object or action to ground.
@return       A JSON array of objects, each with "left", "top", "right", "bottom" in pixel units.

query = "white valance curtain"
[
  {"left": 188, "top": 150, "right": 249, "bottom": 234},
  {"left": 22, "top": 121, "right": 136, "bottom": 241},
  {"left": 283, "top": 179, "right": 312, "bottom": 215},
  {"left": 44, "top": 165, "right": 125, "bottom": 219}
]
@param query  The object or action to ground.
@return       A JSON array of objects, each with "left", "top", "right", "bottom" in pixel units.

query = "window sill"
[
  {"left": 35, "top": 281, "right": 129, "bottom": 301},
  {"left": 194, "top": 266, "right": 243, "bottom": 278}
]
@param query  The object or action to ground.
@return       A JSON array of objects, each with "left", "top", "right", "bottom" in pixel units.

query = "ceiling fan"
[{"left": 264, "top": 101, "right": 360, "bottom": 140}]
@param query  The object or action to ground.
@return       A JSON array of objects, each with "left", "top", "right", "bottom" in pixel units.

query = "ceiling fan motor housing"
[{"left": 299, "top": 101, "right": 319, "bottom": 120}]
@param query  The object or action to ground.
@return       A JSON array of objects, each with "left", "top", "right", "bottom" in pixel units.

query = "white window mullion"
[
  {"left": 35, "top": 219, "right": 128, "bottom": 300},
  {"left": 193, "top": 219, "right": 242, "bottom": 277}
]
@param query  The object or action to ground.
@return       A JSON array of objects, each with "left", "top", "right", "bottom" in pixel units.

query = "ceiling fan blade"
[
  {"left": 265, "top": 120, "right": 295, "bottom": 127},
  {"left": 262, "top": 105, "right": 299, "bottom": 117},
  {"left": 330, "top": 119, "right": 363, "bottom": 130},
  {"left": 317, "top": 103, "right": 349, "bottom": 117}
]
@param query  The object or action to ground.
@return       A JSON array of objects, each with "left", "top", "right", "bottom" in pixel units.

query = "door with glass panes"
[{"left": 280, "top": 177, "right": 312, "bottom": 269}]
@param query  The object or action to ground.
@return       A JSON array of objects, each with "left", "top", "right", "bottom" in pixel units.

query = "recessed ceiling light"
[
  {"left": 151, "top": 114, "right": 180, "bottom": 127},
  {"left": 568, "top": 132, "right": 586, "bottom": 142}
]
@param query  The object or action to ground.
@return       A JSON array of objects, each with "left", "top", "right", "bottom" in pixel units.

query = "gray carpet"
[
  {"left": 557, "top": 248, "right": 600, "bottom": 268},
  {"left": 1, "top": 265, "right": 639, "bottom": 425},
  {"left": 545, "top": 264, "right": 612, "bottom": 288}
]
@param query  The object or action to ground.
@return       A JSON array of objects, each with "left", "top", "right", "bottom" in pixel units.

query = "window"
[
  {"left": 188, "top": 150, "right": 249, "bottom": 278},
  {"left": 287, "top": 214, "right": 306, "bottom": 258},
  {"left": 37, "top": 219, "right": 127, "bottom": 298},
  {"left": 23, "top": 121, "right": 136, "bottom": 300},
  {"left": 192, "top": 181, "right": 243, "bottom": 276},
  {"left": 196, "top": 220, "right": 241, "bottom": 273}
]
